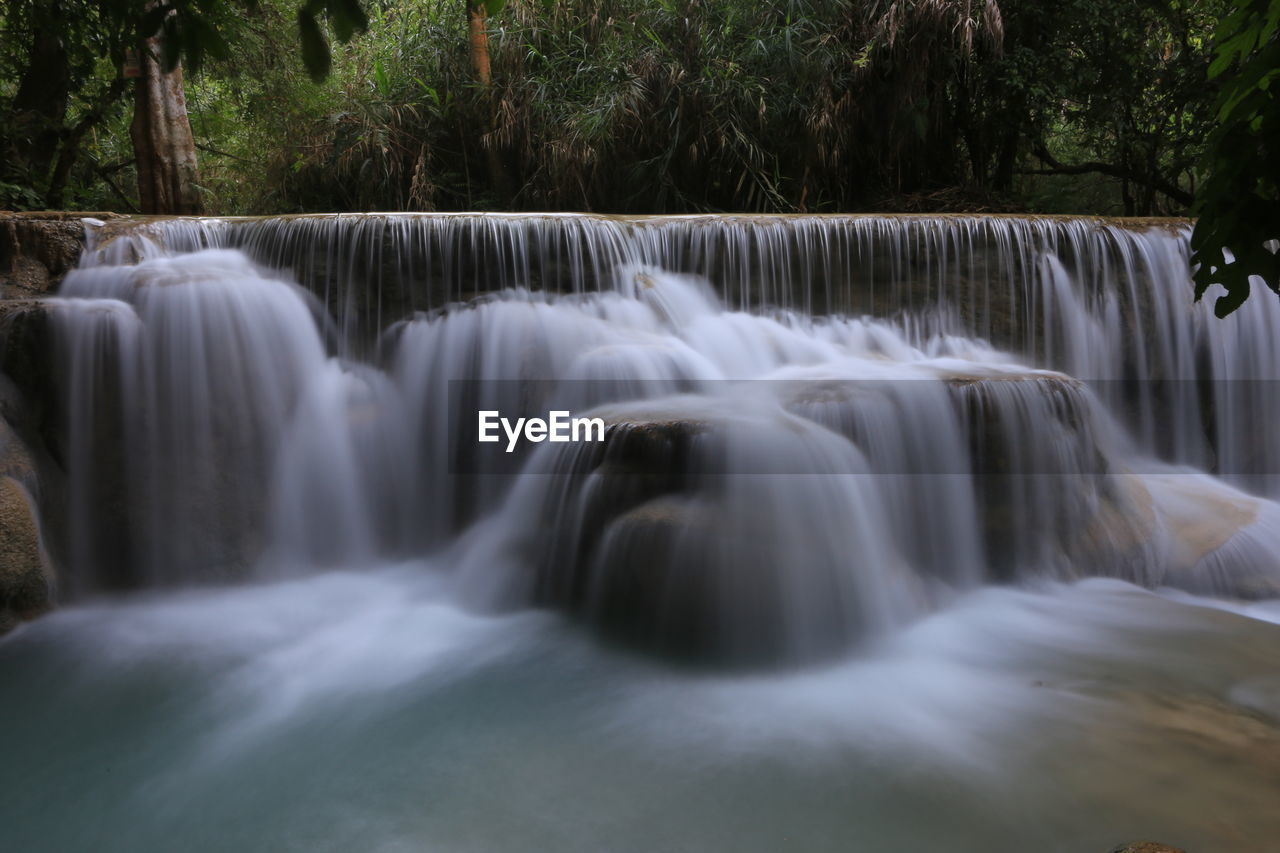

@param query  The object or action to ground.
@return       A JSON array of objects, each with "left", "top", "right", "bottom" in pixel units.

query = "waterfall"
[
  {"left": 52, "top": 251, "right": 331, "bottom": 587},
  {"left": 47, "top": 213, "right": 1280, "bottom": 664},
  {"left": 84, "top": 214, "right": 1280, "bottom": 481}
]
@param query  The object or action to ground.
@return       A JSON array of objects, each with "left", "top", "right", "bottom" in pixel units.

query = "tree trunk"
[
  {"left": 468, "top": 2, "right": 493, "bottom": 87},
  {"left": 467, "top": 1, "right": 510, "bottom": 204},
  {"left": 130, "top": 42, "right": 202, "bottom": 215},
  {"left": 992, "top": 125, "right": 1019, "bottom": 192},
  {"left": 6, "top": 7, "right": 72, "bottom": 201}
]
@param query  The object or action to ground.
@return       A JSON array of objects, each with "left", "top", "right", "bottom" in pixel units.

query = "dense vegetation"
[
  {"left": 2, "top": 0, "right": 1233, "bottom": 215},
  {"left": 1190, "top": 0, "right": 1279, "bottom": 315}
]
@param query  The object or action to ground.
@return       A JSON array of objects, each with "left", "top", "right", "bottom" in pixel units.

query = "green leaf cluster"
[{"left": 1191, "top": 0, "right": 1280, "bottom": 316}]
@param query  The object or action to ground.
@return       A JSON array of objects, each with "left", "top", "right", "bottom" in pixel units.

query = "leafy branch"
[{"left": 1190, "top": 0, "right": 1280, "bottom": 317}]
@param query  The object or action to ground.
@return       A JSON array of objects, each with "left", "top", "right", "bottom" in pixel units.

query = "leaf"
[
  {"left": 160, "top": 13, "right": 183, "bottom": 71},
  {"left": 140, "top": 4, "right": 171, "bottom": 39},
  {"left": 329, "top": 0, "right": 369, "bottom": 42},
  {"left": 1191, "top": 0, "right": 1280, "bottom": 313},
  {"left": 1214, "top": 276, "right": 1250, "bottom": 317},
  {"left": 373, "top": 60, "right": 391, "bottom": 96},
  {"left": 298, "top": 9, "right": 331, "bottom": 82},
  {"left": 1209, "top": 31, "right": 1254, "bottom": 77}
]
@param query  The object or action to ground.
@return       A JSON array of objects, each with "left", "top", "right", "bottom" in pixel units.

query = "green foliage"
[
  {"left": 0, "top": 0, "right": 1241, "bottom": 220},
  {"left": 0, "top": 0, "right": 366, "bottom": 210},
  {"left": 0, "top": 179, "right": 44, "bottom": 210},
  {"left": 269, "top": 0, "right": 1014, "bottom": 213},
  {"left": 1191, "top": 0, "right": 1280, "bottom": 316},
  {"left": 262, "top": 0, "right": 1221, "bottom": 215},
  {"left": 983, "top": 0, "right": 1222, "bottom": 215}
]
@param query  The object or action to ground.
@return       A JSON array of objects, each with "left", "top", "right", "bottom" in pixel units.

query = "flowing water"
[{"left": 4, "top": 214, "right": 1280, "bottom": 851}]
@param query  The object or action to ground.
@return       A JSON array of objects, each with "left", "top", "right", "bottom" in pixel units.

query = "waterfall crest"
[{"left": 48, "top": 213, "right": 1280, "bottom": 664}]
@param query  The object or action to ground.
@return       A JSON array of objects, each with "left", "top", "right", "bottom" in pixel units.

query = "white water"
[{"left": 5, "top": 214, "right": 1280, "bottom": 848}]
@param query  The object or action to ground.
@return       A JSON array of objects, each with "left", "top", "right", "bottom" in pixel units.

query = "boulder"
[
  {"left": 0, "top": 302, "right": 68, "bottom": 628},
  {"left": 1146, "top": 474, "right": 1280, "bottom": 601},
  {"left": 580, "top": 497, "right": 722, "bottom": 660},
  {"left": 529, "top": 414, "right": 745, "bottom": 663},
  {"left": 532, "top": 416, "right": 705, "bottom": 613},
  {"left": 0, "top": 475, "right": 51, "bottom": 632},
  {"left": 0, "top": 300, "right": 58, "bottom": 431},
  {"left": 528, "top": 409, "right": 888, "bottom": 668}
]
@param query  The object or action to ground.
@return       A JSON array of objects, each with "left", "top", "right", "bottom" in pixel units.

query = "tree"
[
  {"left": 130, "top": 25, "right": 202, "bottom": 214},
  {"left": 1191, "top": 0, "right": 1280, "bottom": 316},
  {"left": 0, "top": 0, "right": 367, "bottom": 212},
  {"left": 466, "top": 0, "right": 510, "bottom": 201},
  {"left": 980, "top": 0, "right": 1222, "bottom": 216},
  {"left": 2, "top": 0, "right": 1246, "bottom": 217}
]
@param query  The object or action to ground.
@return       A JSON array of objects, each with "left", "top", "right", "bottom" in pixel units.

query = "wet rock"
[
  {"left": 0, "top": 304, "right": 70, "bottom": 617},
  {"left": 1148, "top": 475, "right": 1280, "bottom": 601},
  {"left": 943, "top": 372, "right": 1280, "bottom": 599},
  {"left": 529, "top": 415, "right": 726, "bottom": 662},
  {"left": 943, "top": 371, "right": 1127, "bottom": 579},
  {"left": 531, "top": 416, "right": 705, "bottom": 613},
  {"left": 581, "top": 496, "right": 722, "bottom": 660},
  {"left": 0, "top": 300, "right": 58, "bottom": 430},
  {"left": 529, "top": 409, "right": 882, "bottom": 668},
  {"left": 1109, "top": 843, "right": 1187, "bottom": 853},
  {"left": 1157, "top": 477, "right": 1257, "bottom": 566},
  {"left": 1074, "top": 475, "right": 1159, "bottom": 578},
  {"left": 0, "top": 212, "right": 125, "bottom": 297},
  {"left": 0, "top": 475, "right": 51, "bottom": 632},
  {"left": 0, "top": 301, "right": 65, "bottom": 499},
  {"left": 592, "top": 417, "right": 703, "bottom": 488},
  {"left": 779, "top": 374, "right": 1116, "bottom": 570},
  {"left": 580, "top": 491, "right": 861, "bottom": 667}
]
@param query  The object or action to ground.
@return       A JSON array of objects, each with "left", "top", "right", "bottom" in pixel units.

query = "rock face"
[
  {"left": 0, "top": 300, "right": 58, "bottom": 429},
  {"left": 0, "top": 289, "right": 64, "bottom": 634},
  {"left": 0, "top": 357, "right": 58, "bottom": 632},
  {"left": 0, "top": 475, "right": 50, "bottom": 632},
  {"left": 0, "top": 212, "right": 124, "bottom": 297}
]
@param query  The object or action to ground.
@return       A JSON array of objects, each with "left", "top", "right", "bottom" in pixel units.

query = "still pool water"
[{"left": 3, "top": 569, "right": 1278, "bottom": 853}]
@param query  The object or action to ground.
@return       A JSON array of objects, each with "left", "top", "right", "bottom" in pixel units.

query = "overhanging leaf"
[
  {"left": 298, "top": 8, "right": 331, "bottom": 82},
  {"left": 329, "top": 0, "right": 369, "bottom": 42}
]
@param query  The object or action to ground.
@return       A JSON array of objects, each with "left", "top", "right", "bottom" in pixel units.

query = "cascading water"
[
  {"left": 6, "top": 214, "right": 1280, "bottom": 851},
  {"left": 85, "top": 214, "right": 1280, "bottom": 487},
  {"left": 60, "top": 215, "right": 1280, "bottom": 624},
  {"left": 52, "top": 251, "right": 333, "bottom": 588}
]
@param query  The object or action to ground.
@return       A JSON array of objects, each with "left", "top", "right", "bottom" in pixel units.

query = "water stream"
[{"left": 3, "top": 214, "right": 1279, "bottom": 851}]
